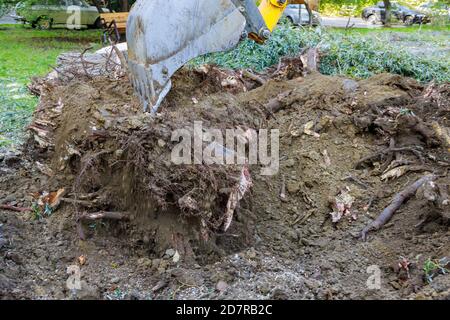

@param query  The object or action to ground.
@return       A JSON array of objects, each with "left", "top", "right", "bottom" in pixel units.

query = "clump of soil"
[{"left": 0, "top": 52, "right": 449, "bottom": 300}]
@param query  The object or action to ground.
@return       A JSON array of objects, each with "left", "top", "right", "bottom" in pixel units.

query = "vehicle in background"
[
  {"left": 417, "top": 1, "right": 449, "bottom": 21},
  {"left": 282, "top": 4, "right": 322, "bottom": 26},
  {"left": 362, "top": 1, "right": 430, "bottom": 25},
  {"left": 13, "top": 0, "right": 110, "bottom": 30}
]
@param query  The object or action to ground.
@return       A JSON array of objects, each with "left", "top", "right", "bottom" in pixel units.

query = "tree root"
[
  {"left": 0, "top": 205, "right": 32, "bottom": 213},
  {"left": 76, "top": 211, "right": 128, "bottom": 240},
  {"left": 400, "top": 115, "right": 440, "bottom": 147},
  {"left": 379, "top": 138, "right": 396, "bottom": 173},
  {"left": 264, "top": 90, "right": 292, "bottom": 115},
  {"left": 80, "top": 46, "right": 94, "bottom": 79},
  {"left": 342, "top": 175, "right": 369, "bottom": 189},
  {"left": 300, "top": 47, "right": 319, "bottom": 74},
  {"left": 61, "top": 197, "right": 104, "bottom": 209},
  {"left": 242, "top": 69, "right": 266, "bottom": 86},
  {"left": 431, "top": 121, "right": 450, "bottom": 153},
  {"left": 360, "top": 174, "right": 436, "bottom": 241},
  {"left": 355, "top": 145, "right": 424, "bottom": 170}
]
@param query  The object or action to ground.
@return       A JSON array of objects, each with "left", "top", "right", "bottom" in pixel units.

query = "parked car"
[
  {"left": 13, "top": 0, "right": 110, "bottom": 30},
  {"left": 283, "top": 4, "right": 321, "bottom": 26},
  {"left": 417, "top": 1, "right": 449, "bottom": 20},
  {"left": 362, "top": 1, "right": 430, "bottom": 25}
]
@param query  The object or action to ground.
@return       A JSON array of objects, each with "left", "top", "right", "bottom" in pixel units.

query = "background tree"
[
  {"left": 91, "top": 0, "right": 104, "bottom": 13},
  {"left": 383, "top": 0, "right": 392, "bottom": 26},
  {"left": 121, "top": 0, "right": 128, "bottom": 12}
]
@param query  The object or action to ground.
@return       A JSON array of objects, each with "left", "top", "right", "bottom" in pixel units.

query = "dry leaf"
[
  {"left": 322, "top": 149, "right": 331, "bottom": 167},
  {"left": 78, "top": 255, "right": 86, "bottom": 266},
  {"left": 381, "top": 166, "right": 409, "bottom": 181},
  {"left": 32, "top": 188, "right": 66, "bottom": 212},
  {"left": 303, "top": 121, "right": 320, "bottom": 138},
  {"left": 329, "top": 187, "right": 355, "bottom": 223},
  {"left": 35, "top": 161, "right": 54, "bottom": 176},
  {"left": 224, "top": 165, "right": 252, "bottom": 232},
  {"left": 221, "top": 76, "right": 238, "bottom": 87},
  {"left": 178, "top": 195, "right": 198, "bottom": 212},
  {"left": 173, "top": 251, "right": 180, "bottom": 263}
]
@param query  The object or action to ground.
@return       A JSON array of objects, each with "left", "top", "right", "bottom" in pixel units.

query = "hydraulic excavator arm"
[
  {"left": 127, "top": 0, "right": 308, "bottom": 113},
  {"left": 236, "top": 0, "right": 307, "bottom": 43}
]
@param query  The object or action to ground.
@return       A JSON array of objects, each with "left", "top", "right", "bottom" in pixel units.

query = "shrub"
[{"left": 193, "top": 23, "right": 450, "bottom": 83}]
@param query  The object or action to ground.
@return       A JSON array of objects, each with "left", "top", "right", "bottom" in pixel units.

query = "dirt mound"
[
  {"left": 1, "top": 54, "right": 449, "bottom": 299},
  {"left": 23, "top": 55, "right": 310, "bottom": 262}
]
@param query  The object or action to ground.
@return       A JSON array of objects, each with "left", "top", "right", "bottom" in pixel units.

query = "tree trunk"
[
  {"left": 383, "top": 0, "right": 391, "bottom": 27},
  {"left": 91, "top": 0, "right": 104, "bottom": 13},
  {"left": 305, "top": 2, "right": 313, "bottom": 26},
  {"left": 305, "top": 0, "right": 319, "bottom": 12},
  {"left": 121, "top": 0, "right": 129, "bottom": 12}
]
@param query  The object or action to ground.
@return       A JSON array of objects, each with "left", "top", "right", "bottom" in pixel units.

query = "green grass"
[
  {"left": 330, "top": 24, "right": 450, "bottom": 35},
  {"left": 330, "top": 24, "right": 450, "bottom": 73},
  {"left": 0, "top": 24, "right": 102, "bottom": 149}
]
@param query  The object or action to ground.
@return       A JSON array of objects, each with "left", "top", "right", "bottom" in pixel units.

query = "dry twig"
[{"left": 0, "top": 205, "right": 32, "bottom": 212}]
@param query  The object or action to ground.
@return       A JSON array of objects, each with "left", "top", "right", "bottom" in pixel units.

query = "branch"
[
  {"left": 78, "top": 211, "right": 128, "bottom": 222},
  {"left": 0, "top": 205, "right": 32, "bottom": 212},
  {"left": 361, "top": 174, "right": 436, "bottom": 241},
  {"left": 80, "top": 46, "right": 94, "bottom": 79},
  {"left": 355, "top": 145, "right": 424, "bottom": 169}
]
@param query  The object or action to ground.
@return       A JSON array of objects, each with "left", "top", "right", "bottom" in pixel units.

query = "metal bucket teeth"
[{"left": 126, "top": 0, "right": 246, "bottom": 113}]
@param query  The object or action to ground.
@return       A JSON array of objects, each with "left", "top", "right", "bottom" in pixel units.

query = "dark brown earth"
[{"left": 0, "top": 58, "right": 449, "bottom": 300}]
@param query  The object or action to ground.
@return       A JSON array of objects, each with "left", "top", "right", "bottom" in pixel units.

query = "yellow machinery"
[{"left": 126, "top": 0, "right": 308, "bottom": 113}]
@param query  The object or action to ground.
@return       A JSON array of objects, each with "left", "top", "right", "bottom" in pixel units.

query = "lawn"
[
  {"left": 331, "top": 24, "right": 450, "bottom": 61},
  {"left": 0, "top": 24, "right": 102, "bottom": 149}
]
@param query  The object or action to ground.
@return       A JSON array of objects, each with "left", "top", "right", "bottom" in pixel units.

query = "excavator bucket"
[{"left": 127, "top": 0, "right": 246, "bottom": 114}]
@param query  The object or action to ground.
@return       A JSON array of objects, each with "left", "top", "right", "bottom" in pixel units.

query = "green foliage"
[
  {"left": 0, "top": 0, "right": 17, "bottom": 16},
  {"left": 423, "top": 258, "right": 449, "bottom": 283},
  {"left": 319, "top": 32, "right": 449, "bottom": 82},
  {"left": 193, "top": 23, "right": 450, "bottom": 83},
  {"left": 31, "top": 203, "right": 43, "bottom": 220},
  {"left": 103, "top": 0, "right": 136, "bottom": 12},
  {"left": 194, "top": 22, "right": 315, "bottom": 71},
  {"left": 320, "top": 0, "right": 376, "bottom": 16}
]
